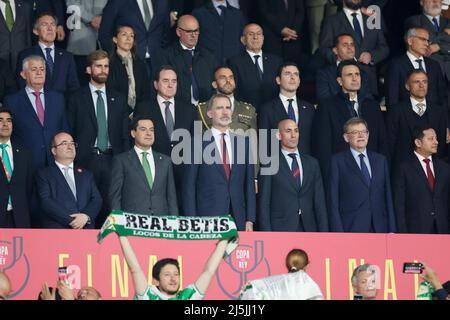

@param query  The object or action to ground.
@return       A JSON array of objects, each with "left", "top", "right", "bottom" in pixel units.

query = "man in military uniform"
[{"left": 197, "top": 66, "right": 257, "bottom": 134}]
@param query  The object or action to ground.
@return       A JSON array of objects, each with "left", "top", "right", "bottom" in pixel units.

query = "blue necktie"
[
  {"left": 287, "top": 98, "right": 296, "bottom": 122},
  {"left": 45, "top": 47, "right": 54, "bottom": 76},
  {"left": 432, "top": 17, "right": 440, "bottom": 32},
  {"left": 187, "top": 49, "right": 199, "bottom": 101},
  {"left": 359, "top": 153, "right": 371, "bottom": 186},
  {"left": 254, "top": 55, "right": 263, "bottom": 81},
  {"left": 218, "top": 5, "right": 226, "bottom": 19},
  {"left": 352, "top": 13, "right": 363, "bottom": 43},
  {"left": 288, "top": 153, "right": 301, "bottom": 189}
]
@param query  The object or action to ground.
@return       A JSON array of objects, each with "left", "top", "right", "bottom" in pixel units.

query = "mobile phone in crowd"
[
  {"left": 58, "top": 266, "right": 71, "bottom": 287},
  {"left": 402, "top": 262, "right": 424, "bottom": 274}
]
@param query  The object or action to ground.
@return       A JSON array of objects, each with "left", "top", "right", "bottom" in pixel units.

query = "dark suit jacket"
[
  {"left": 386, "top": 100, "right": 447, "bottom": 170},
  {"left": 258, "top": 152, "right": 328, "bottom": 232},
  {"left": 258, "top": 96, "right": 315, "bottom": 155},
  {"left": 313, "top": 92, "right": 388, "bottom": 176},
  {"left": 227, "top": 51, "right": 283, "bottom": 112},
  {"left": 99, "top": 0, "right": 169, "bottom": 60},
  {"left": 67, "top": 86, "right": 130, "bottom": 168},
  {"left": 134, "top": 98, "right": 197, "bottom": 157},
  {"left": 0, "top": 59, "right": 17, "bottom": 104},
  {"left": 108, "top": 52, "right": 150, "bottom": 107},
  {"left": 36, "top": 163, "right": 102, "bottom": 228},
  {"left": 0, "top": 0, "right": 32, "bottom": 71},
  {"left": 23, "top": 0, "right": 66, "bottom": 27},
  {"left": 192, "top": 2, "right": 246, "bottom": 64},
  {"left": 393, "top": 155, "right": 450, "bottom": 234},
  {"left": 4, "top": 89, "right": 70, "bottom": 170},
  {"left": 0, "top": 144, "right": 33, "bottom": 228},
  {"left": 182, "top": 133, "right": 256, "bottom": 231},
  {"left": 327, "top": 149, "right": 396, "bottom": 233},
  {"left": 109, "top": 148, "right": 178, "bottom": 215},
  {"left": 315, "top": 63, "right": 371, "bottom": 102},
  {"left": 152, "top": 41, "right": 217, "bottom": 104},
  {"left": 16, "top": 45, "right": 80, "bottom": 95},
  {"left": 385, "top": 54, "right": 448, "bottom": 109}
]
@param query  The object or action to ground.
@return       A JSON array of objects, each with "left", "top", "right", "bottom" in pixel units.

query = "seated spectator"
[
  {"left": 16, "top": 13, "right": 80, "bottom": 96},
  {"left": 36, "top": 132, "right": 102, "bottom": 229},
  {"left": 108, "top": 25, "right": 151, "bottom": 111}
]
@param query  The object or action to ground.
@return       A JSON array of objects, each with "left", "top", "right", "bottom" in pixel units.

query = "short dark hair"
[
  {"left": 112, "top": 24, "right": 137, "bottom": 58},
  {"left": 50, "top": 131, "right": 73, "bottom": 148},
  {"left": 86, "top": 50, "right": 109, "bottom": 67},
  {"left": 130, "top": 115, "right": 154, "bottom": 131},
  {"left": 152, "top": 258, "right": 180, "bottom": 281},
  {"left": 277, "top": 62, "right": 299, "bottom": 78},
  {"left": 34, "top": 12, "right": 58, "bottom": 30},
  {"left": 213, "top": 65, "right": 233, "bottom": 78},
  {"left": 412, "top": 125, "right": 435, "bottom": 147},
  {"left": 333, "top": 33, "right": 354, "bottom": 47},
  {"left": 406, "top": 69, "right": 428, "bottom": 85},
  {"left": 0, "top": 107, "right": 14, "bottom": 123},
  {"left": 343, "top": 117, "right": 368, "bottom": 134},
  {"left": 337, "top": 60, "right": 360, "bottom": 78},
  {"left": 154, "top": 65, "right": 177, "bottom": 81}
]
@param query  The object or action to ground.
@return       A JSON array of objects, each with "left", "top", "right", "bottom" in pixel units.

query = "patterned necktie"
[
  {"left": 416, "top": 102, "right": 425, "bottom": 116},
  {"left": 415, "top": 59, "right": 424, "bottom": 72},
  {"left": 1, "top": 144, "right": 13, "bottom": 205},
  {"left": 287, "top": 98, "right": 296, "bottom": 122},
  {"left": 423, "top": 159, "right": 435, "bottom": 192},
  {"left": 254, "top": 55, "right": 263, "bottom": 81},
  {"left": 359, "top": 154, "right": 371, "bottom": 186},
  {"left": 352, "top": 13, "right": 363, "bottom": 43},
  {"left": 2, "top": 0, "right": 14, "bottom": 31},
  {"left": 62, "top": 166, "right": 77, "bottom": 199},
  {"left": 32, "top": 91, "right": 45, "bottom": 126},
  {"left": 142, "top": 0, "right": 153, "bottom": 30},
  {"left": 350, "top": 100, "right": 359, "bottom": 117},
  {"left": 221, "top": 133, "right": 231, "bottom": 179},
  {"left": 95, "top": 90, "right": 108, "bottom": 152},
  {"left": 432, "top": 17, "right": 440, "bottom": 32},
  {"left": 288, "top": 153, "right": 301, "bottom": 189},
  {"left": 45, "top": 47, "right": 54, "bottom": 76},
  {"left": 141, "top": 151, "right": 153, "bottom": 189},
  {"left": 163, "top": 101, "right": 174, "bottom": 138}
]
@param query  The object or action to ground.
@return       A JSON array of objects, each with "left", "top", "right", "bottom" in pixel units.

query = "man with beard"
[
  {"left": 197, "top": 66, "right": 257, "bottom": 133},
  {"left": 319, "top": 0, "right": 389, "bottom": 96},
  {"left": 183, "top": 93, "right": 256, "bottom": 231},
  {"left": 67, "top": 50, "right": 129, "bottom": 227}
]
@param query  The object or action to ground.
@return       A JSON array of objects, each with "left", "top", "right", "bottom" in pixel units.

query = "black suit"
[
  {"left": 313, "top": 92, "right": 388, "bottom": 177},
  {"left": 152, "top": 41, "right": 217, "bottom": 105},
  {"left": 385, "top": 54, "right": 448, "bottom": 110},
  {"left": 0, "top": 144, "right": 33, "bottom": 228},
  {"left": 102, "top": 53, "right": 150, "bottom": 108},
  {"left": 227, "top": 51, "right": 283, "bottom": 112},
  {"left": 258, "top": 96, "right": 315, "bottom": 156},
  {"left": 387, "top": 100, "right": 447, "bottom": 171},
  {"left": 0, "top": 59, "right": 16, "bottom": 105},
  {"left": 319, "top": 10, "right": 389, "bottom": 95},
  {"left": 67, "top": 86, "right": 130, "bottom": 226},
  {"left": 394, "top": 155, "right": 450, "bottom": 234},
  {"left": 259, "top": 0, "right": 305, "bottom": 64}
]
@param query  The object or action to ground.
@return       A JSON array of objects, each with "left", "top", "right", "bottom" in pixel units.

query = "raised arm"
[
  {"left": 118, "top": 236, "right": 148, "bottom": 296},
  {"left": 194, "top": 239, "right": 229, "bottom": 295}
]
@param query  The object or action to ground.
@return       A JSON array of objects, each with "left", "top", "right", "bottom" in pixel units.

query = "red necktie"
[
  {"left": 423, "top": 159, "right": 435, "bottom": 192},
  {"left": 221, "top": 133, "right": 231, "bottom": 179},
  {"left": 32, "top": 91, "right": 45, "bottom": 126}
]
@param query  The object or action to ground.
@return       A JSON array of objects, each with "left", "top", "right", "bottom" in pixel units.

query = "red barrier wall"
[{"left": 1, "top": 229, "right": 449, "bottom": 300}]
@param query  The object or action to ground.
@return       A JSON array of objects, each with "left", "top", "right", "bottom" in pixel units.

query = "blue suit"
[
  {"left": 4, "top": 89, "right": 70, "bottom": 170},
  {"left": 182, "top": 133, "right": 256, "bottom": 231},
  {"left": 98, "top": 0, "right": 169, "bottom": 60},
  {"left": 36, "top": 164, "right": 102, "bottom": 229},
  {"left": 327, "top": 149, "right": 396, "bottom": 233},
  {"left": 16, "top": 45, "right": 80, "bottom": 94}
]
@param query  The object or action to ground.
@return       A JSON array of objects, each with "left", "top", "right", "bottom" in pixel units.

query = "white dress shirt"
[
  {"left": 414, "top": 151, "right": 435, "bottom": 177},
  {"left": 406, "top": 51, "right": 427, "bottom": 72},
  {"left": 281, "top": 148, "right": 303, "bottom": 186},
  {"left": 279, "top": 94, "right": 299, "bottom": 123},
  {"left": 135, "top": 145, "right": 155, "bottom": 182},
  {"left": 55, "top": 160, "right": 77, "bottom": 193},
  {"left": 247, "top": 50, "right": 264, "bottom": 73},
  {"left": 211, "top": 127, "right": 233, "bottom": 168},
  {"left": 25, "top": 86, "right": 45, "bottom": 116},
  {"left": 157, "top": 95, "right": 175, "bottom": 125},
  {"left": 343, "top": 8, "right": 365, "bottom": 38},
  {"left": 0, "top": 0, "right": 16, "bottom": 21},
  {"left": 212, "top": 0, "right": 227, "bottom": 15}
]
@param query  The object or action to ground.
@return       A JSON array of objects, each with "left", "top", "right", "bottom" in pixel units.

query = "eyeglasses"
[
  {"left": 178, "top": 27, "right": 200, "bottom": 35},
  {"left": 412, "top": 35, "right": 430, "bottom": 44},
  {"left": 53, "top": 141, "right": 78, "bottom": 148},
  {"left": 346, "top": 130, "right": 369, "bottom": 136}
]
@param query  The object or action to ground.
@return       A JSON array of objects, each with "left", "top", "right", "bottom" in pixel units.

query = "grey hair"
[
  {"left": 404, "top": 27, "right": 428, "bottom": 44},
  {"left": 351, "top": 264, "right": 375, "bottom": 286},
  {"left": 206, "top": 93, "right": 232, "bottom": 112},
  {"left": 22, "top": 55, "right": 46, "bottom": 72},
  {"left": 33, "top": 13, "right": 58, "bottom": 30}
]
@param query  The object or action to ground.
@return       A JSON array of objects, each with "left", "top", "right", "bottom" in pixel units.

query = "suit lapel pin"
[
  {"left": 77, "top": 168, "right": 83, "bottom": 173},
  {"left": 59, "top": 52, "right": 63, "bottom": 56},
  {"left": 302, "top": 106, "right": 306, "bottom": 109},
  {"left": 159, "top": 156, "right": 162, "bottom": 160},
  {"left": 111, "top": 98, "right": 115, "bottom": 102}
]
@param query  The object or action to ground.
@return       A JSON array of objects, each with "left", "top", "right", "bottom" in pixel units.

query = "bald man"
[
  {"left": 258, "top": 119, "right": 328, "bottom": 232},
  {"left": 152, "top": 15, "right": 218, "bottom": 106},
  {"left": 0, "top": 272, "right": 12, "bottom": 299}
]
